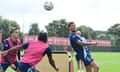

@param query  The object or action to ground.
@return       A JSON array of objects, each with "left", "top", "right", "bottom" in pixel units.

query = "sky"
[{"left": 0, "top": 0, "right": 120, "bottom": 33}]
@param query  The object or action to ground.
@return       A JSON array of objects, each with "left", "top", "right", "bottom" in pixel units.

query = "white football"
[{"left": 44, "top": 1, "right": 53, "bottom": 11}]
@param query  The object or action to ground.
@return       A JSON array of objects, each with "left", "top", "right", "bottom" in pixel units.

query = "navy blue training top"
[{"left": 69, "top": 33, "right": 84, "bottom": 53}]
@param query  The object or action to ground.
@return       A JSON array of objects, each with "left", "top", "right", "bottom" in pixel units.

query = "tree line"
[{"left": 0, "top": 16, "right": 120, "bottom": 46}]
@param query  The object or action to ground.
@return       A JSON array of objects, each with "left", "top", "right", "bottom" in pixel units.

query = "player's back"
[{"left": 20, "top": 41, "right": 48, "bottom": 66}]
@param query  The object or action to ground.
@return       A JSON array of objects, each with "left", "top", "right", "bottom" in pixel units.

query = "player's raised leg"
[{"left": 90, "top": 60, "right": 99, "bottom": 72}]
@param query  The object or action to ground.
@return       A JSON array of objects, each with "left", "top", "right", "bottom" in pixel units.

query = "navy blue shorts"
[
  {"left": 18, "top": 62, "right": 35, "bottom": 72},
  {"left": 75, "top": 48, "right": 93, "bottom": 66},
  {"left": 0, "top": 61, "right": 18, "bottom": 71},
  {"left": 0, "top": 64, "right": 3, "bottom": 70}
]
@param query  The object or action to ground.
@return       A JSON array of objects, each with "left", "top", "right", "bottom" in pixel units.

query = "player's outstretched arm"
[
  {"left": 1, "top": 45, "right": 23, "bottom": 56},
  {"left": 76, "top": 40, "right": 97, "bottom": 45}
]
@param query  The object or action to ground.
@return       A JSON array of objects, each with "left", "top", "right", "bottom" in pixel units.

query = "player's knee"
[
  {"left": 97, "top": 65, "right": 99, "bottom": 70},
  {"left": 95, "top": 65, "right": 99, "bottom": 72}
]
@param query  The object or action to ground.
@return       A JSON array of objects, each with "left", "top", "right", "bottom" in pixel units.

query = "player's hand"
[
  {"left": 10, "top": 64, "right": 16, "bottom": 70},
  {"left": 55, "top": 66, "right": 59, "bottom": 72},
  {"left": 90, "top": 42, "right": 97, "bottom": 45},
  {"left": 94, "top": 42, "right": 97, "bottom": 45},
  {"left": 1, "top": 51, "right": 8, "bottom": 56}
]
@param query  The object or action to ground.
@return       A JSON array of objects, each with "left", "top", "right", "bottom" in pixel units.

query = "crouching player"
[{"left": 1, "top": 32, "right": 59, "bottom": 72}]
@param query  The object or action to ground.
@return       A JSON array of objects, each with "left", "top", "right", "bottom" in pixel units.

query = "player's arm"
[
  {"left": 76, "top": 40, "right": 97, "bottom": 45},
  {"left": 71, "top": 35, "right": 97, "bottom": 46},
  {"left": 1, "top": 42, "right": 29, "bottom": 56},
  {"left": 45, "top": 46, "right": 59, "bottom": 71},
  {"left": 1, "top": 45, "right": 22, "bottom": 56}
]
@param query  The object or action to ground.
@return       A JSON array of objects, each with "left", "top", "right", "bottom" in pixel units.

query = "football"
[{"left": 44, "top": 1, "right": 53, "bottom": 11}]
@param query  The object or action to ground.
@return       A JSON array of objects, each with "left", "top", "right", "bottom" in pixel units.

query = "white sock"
[{"left": 78, "top": 70, "right": 80, "bottom": 72}]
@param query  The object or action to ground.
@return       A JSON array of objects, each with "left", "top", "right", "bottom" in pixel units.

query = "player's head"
[
  {"left": 76, "top": 31, "right": 81, "bottom": 36},
  {"left": 10, "top": 27, "right": 19, "bottom": 39},
  {"left": 38, "top": 32, "right": 48, "bottom": 43},
  {"left": 68, "top": 21, "right": 76, "bottom": 32}
]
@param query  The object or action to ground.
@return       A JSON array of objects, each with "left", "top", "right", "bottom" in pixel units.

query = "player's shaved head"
[{"left": 38, "top": 32, "right": 48, "bottom": 43}]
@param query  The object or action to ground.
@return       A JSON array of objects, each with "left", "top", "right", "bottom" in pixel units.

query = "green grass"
[
  {"left": 72, "top": 52, "right": 120, "bottom": 72},
  {"left": 6, "top": 67, "right": 16, "bottom": 72},
  {"left": 6, "top": 52, "right": 120, "bottom": 72}
]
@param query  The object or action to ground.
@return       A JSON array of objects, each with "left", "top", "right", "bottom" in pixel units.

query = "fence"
[{"left": 0, "top": 35, "right": 113, "bottom": 52}]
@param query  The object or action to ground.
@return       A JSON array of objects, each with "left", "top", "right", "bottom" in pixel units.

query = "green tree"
[
  {"left": 45, "top": 19, "right": 69, "bottom": 37},
  {"left": 28, "top": 23, "right": 40, "bottom": 35},
  {"left": 107, "top": 23, "right": 120, "bottom": 46},
  {"left": 0, "top": 16, "right": 20, "bottom": 41},
  {"left": 77, "top": 25, "right": 95, "bottom": 39},
  {"left": 96, "top": 33, "right": 110, "bottom": 40},
  {"left": 95, "top": 31, "right": 111, "bottom": 40}
]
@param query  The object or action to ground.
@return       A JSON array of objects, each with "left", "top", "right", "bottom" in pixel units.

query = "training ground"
[
  {"left": 1, "top": 52, "right": 120, "bottom": 72},
  {"left": 36, "top": 52, "right": 70, "bottom": 72},
  {"left": 73, "top": 52, "right": 120, "bottom": 72},
  {"left": 1, "top": 51, "right": 74, "bottom": 72}
]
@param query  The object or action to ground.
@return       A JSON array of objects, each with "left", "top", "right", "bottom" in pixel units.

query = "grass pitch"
[
  {"left": 73, "top": 52, "right": 120, "bottom": 72},
  {"left": 5, "top": 52, "right": 120, "bottom": 72}
]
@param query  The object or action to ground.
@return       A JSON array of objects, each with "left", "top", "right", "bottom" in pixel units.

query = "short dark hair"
[
  {"left": 68, "top": 21, "right": 75, "bottom": 27},
  {"left": 10, "top": 27, "right": 18, "bottom": 34},
  {"left": 38, "top": 32, "right": 48, "bottom": 43}
]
